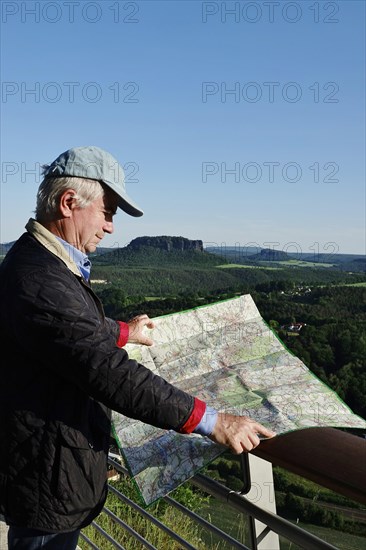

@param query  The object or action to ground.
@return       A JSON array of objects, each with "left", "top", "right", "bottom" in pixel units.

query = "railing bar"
[
  {"left": 102, "top": 506, "right": 157, "bottom": 550},
  {"left": 108, "top": 484, "right": 197, "bottom": 550},
  {"left": 109, "top": 458, "right": 248, "bottom": 549},
  {"left": 239, "top": 453, "right": 252, "bottom": 495},
  {"left": 108, "top": 457, "right": 129, "bottom": 476},
  {"left": 164, "top": 495, "right": 251, "bottom": 550},
  {"left": 90, "top": 521, "right": 125, "bottom": 549},
  {"left": 247, "top": 515, "right": 257, "bottom": 550},
  {"left": 256, "top": 525, "right": 271, "bottom": 546},
  {"left": 108, "top": 455, "right": 338, "bottom": 550},
  {"left": 107, "top": 461, "right": 196, "bottom": 548},
  {"left": 78, "top": 531, "right": 100, "bottom": 549},
  {"left": 191, "top": 473, "right": 339, "bottom": 550}
]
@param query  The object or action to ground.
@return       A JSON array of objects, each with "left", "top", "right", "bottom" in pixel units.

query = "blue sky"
[{"left": 1, "top": 0, "right": 365, "bottom": 254}]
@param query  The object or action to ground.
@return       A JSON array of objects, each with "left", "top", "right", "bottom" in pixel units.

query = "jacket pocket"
[
  {"left": 59, "top": 425, "right": 93, "bottom": 450},
  {"left": 55, "top": 426, "right": 107, "bottom": 514}
]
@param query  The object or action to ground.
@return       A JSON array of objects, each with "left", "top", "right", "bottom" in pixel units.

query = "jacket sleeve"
[
  {"left": 10, "top": 267, "right": 205, "bottom": 432},
  {"left": 116, "top": 321, "right": 129, "bottom": 347},
  {"left": 103, "top": 319, "right": 205, "bottom": 432},
  {"left": 104, "top": 317, "right": 129, "bottom": 348},
  {"left": 179, "top": 397, "right": 206, "bottom": 433}
]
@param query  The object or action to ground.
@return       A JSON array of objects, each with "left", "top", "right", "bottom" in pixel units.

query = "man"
[{"left": 0, "top": 146, "right": 275, "bottom": 549}]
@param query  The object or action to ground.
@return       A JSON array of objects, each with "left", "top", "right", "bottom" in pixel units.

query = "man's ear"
[{"left": 59, "top": 189, "right": 77, "bottom": 217}]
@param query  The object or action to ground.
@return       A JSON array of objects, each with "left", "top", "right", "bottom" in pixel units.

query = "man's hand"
[
  {"left": 127, "top": 314, "right": 155, "bottom": 346},
  {"left": 209, "top": 412, "right": 276, "bottom": 454}
]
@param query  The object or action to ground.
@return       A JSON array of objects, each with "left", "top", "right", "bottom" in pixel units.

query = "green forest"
[{"left": 92, "top": 245, "right": 366, "bottom": 421}]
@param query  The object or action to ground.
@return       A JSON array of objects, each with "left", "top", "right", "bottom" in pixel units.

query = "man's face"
[{"left": 71, "top": 189, "right": 119, "bottom": 253}]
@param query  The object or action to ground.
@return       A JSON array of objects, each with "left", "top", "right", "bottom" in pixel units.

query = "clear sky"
[{"left": 1, "top": 0, "right": 365, "bottom": 255}]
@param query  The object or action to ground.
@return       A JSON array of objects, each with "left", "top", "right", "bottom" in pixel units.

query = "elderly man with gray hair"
[{"left": 0, "top": 145, "right": 274, "bottom": 550}]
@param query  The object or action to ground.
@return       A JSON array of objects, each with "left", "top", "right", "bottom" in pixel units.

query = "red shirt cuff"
[
  {"left": 179, "top": 397, "right": 206, "bottom": 434},
  {"left": 116, "top": 321, "right": 129, "bottom": 347}
]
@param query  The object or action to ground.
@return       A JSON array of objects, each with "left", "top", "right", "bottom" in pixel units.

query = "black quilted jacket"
[{"left": 0, "top": 221, "right": 194, "bottom": 532}]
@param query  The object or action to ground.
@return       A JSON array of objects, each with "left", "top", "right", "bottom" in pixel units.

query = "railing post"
[{"left": 245, "top": 455, "right": 280, "bottom": 550}]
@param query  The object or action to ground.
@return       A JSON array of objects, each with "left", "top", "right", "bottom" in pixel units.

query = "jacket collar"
[{"left": 25, "top": 218, "right": 81, "bottom": 278}]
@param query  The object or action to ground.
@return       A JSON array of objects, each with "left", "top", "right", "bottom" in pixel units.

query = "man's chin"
[{"left": 85, "top": 243, "right": 98, "bottom": 254}]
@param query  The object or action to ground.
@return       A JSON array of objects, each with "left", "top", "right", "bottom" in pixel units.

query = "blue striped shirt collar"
[{"left": 54, "top": 237, "right": 91, "bottom": 280}]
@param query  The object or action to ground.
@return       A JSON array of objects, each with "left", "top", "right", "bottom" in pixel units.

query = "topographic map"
[{"left": 112, "top": 294, "right": 366, "bottom": 505}]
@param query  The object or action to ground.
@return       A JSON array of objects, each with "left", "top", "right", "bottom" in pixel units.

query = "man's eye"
[{"left": 103, "top": 210, "right": 115, "bottom": 218}]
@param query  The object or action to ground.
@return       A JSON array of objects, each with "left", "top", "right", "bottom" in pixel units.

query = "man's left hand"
[
  {"left": 127, "top": 314, "right": 155, "bottom": 346},
  {"left": 209, "top": 413, "right": 276, "bottom": 454}
]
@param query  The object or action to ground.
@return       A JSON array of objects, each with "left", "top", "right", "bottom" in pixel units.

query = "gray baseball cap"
[{"left": 43, "top": 145, "right": 143, "bottom": 217}]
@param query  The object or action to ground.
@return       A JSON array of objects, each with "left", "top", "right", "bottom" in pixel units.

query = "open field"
[
  {"left": 277, "top": 259, "right": 336, "bottom": 268},
  {"left": 216, "top": 260, "right": 336, "bottom": 269},
  {"left": 284, "top": 521, "right": 366, "bottom": 550},
  {"left": 216, "top": 264, "right": 281, "bottom": 270}
]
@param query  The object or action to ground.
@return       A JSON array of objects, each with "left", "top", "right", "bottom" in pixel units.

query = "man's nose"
[{"left": 103, "top": 220, "right": 114, "bottom": 234}]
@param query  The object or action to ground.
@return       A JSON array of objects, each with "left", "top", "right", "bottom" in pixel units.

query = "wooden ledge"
[{"left": 253, "top": 427, "right": 366, "bottom": 505}]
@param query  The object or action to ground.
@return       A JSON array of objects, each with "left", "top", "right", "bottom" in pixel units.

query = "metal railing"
[
  {"left": 79, "top": 457, "right": 253, "bottom": 550},
  {"left": 78, "top": 428, "right": 366, "bottom": 549},
  {"left": 78, "top": 465, "right": 338, "bottom": 550}
]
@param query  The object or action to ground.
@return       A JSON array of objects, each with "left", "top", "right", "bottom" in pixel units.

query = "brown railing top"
[{"left": 253, "top": 427, "right": 366, "bottom": 505}]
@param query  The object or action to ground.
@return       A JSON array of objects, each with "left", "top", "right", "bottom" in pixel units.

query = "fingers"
[
  {"left": 127, "top": 314, "right": 155, "bottom": 346},
  {"left": 132, "top": 314, "right": 155, "bottom": 330},
  {"left": 209, "top": 413, "right": 276, "bottom": 454},
  {"left": 231, "top": 431, "right": 260, "bottom": 454},
  {"left": 140, "top": 335, "right": 154, "bottom": 346},
  {"left": 252, "top": 422, "right": 277, "bottom": 440},
  {"left": 131, "top": 314, "right": 154, "bottom": 326}
]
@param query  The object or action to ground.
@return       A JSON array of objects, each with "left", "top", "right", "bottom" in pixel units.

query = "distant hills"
[
  {"left": 91, "top": 236, "right": 223, "bottom": 268},
  {"left": 206, "top": 245, "right": 366, "bottom": 272},
  {"left": 248, "top": 248, "right": 290, "bottom": 262},
  {"left": 1, "top": 236, "right": 365, "bottom": 272},
  {"left": 127, "top": 236, "right": 203, "bottom": 252}
]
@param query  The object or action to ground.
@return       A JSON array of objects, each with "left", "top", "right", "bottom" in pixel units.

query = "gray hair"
[{"left": 35, "top": 176, "right": 105, "bottom": 222}]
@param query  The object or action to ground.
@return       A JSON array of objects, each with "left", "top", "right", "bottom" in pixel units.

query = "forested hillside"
[
  {"left": 2, "top": 236, "right": 365, "bottom": 418},
  {"left": 254, "top": 285, "right": 366, "bottom": 419},
  {"left": 92, "top": 246, "right": 366, "bottom": 421}
]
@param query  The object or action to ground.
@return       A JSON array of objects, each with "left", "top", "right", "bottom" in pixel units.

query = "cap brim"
[
  {"left": 103, "top": 180, "right": 143, "bottom": 217},
  {"left": 117, "top": 194, "right": 144, "bottom": 217}
]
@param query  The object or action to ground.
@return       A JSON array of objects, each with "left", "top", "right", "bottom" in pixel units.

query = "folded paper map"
[{"left": 112, "top": 294, "right": 366, "bottom": 505}]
